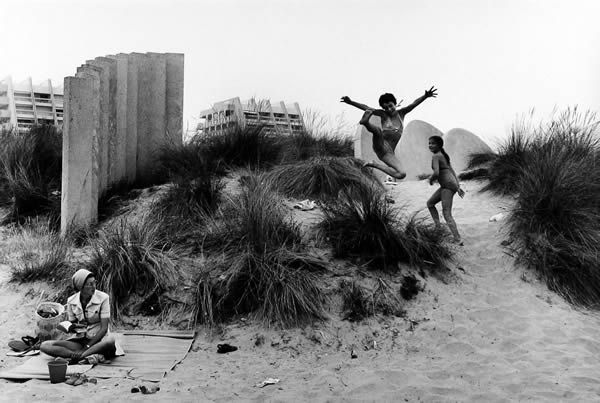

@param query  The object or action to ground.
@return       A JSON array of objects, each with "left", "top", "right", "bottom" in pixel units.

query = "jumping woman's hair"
[
  {"left": 429, "top": 135, "right": 451, "bottom": 165},
  {"left": 378, "top": 93, "right": 397, "bottom": 107}
]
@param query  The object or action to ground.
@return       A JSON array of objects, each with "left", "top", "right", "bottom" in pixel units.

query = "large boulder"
[
  {"left": 444, "top": 128, "right": 493, "bottom": 173},
  {"left": 396, "top": 120, "right": 444, "bottom": 180}
]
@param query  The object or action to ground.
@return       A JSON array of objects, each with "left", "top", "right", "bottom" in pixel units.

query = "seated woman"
[{"left": 41, "top": 269, "right": 116, "bottom": 364}]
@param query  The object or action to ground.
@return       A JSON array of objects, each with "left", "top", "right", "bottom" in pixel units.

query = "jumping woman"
[{"left": 427, "top": 135, "right": 464, "bottom": 244}]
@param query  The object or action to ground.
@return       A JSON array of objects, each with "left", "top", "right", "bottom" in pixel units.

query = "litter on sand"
[
  {"left": 293, "top": 200, "right": 316, "bottom": 211},
  {"left": 489, "top": 212, "right": 507, "bottom": 222},
  {"left": 256, "top": 378, "right": 280, "bottom": 388}
]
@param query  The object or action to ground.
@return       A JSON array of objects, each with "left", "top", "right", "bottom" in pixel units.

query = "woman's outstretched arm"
[
  {"left": 340, "top": 96, "right": 375, "bottom": 111},
  {"left": 399, "top": 86, "right": 437, "bottom": 115}
]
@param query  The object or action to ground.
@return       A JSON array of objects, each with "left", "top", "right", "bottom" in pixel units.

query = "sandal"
[
  {"left": 217, "top": 343, "right": 238, "bottom": 354},
  {"left": 73, "top": 374, "right": 88, "bottom": 386},
  {"left": 65, "top": 373, "right": 81, "bottom": 386}
]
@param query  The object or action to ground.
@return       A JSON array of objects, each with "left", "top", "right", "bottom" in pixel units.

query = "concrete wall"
[{"left": 61, "top": 52, "right": 184, "bottom": 234}]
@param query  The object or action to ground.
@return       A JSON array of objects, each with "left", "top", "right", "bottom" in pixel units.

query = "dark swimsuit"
[{"left": 434, "top": 156, "right": 459, "bottom": 193}]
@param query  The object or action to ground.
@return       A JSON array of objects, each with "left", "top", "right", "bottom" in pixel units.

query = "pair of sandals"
[{"left": 65, "top": 373, "right": 97, "bottom": 386}]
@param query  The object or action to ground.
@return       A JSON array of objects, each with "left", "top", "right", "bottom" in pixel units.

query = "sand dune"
[{"left": 2, "top": 181, "right": 600, "bottom": 402}]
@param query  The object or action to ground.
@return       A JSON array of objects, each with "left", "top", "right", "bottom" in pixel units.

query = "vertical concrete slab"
[
  {"left": 136, "top": 53, "right": 167, "bottom": 177},
  {"left": 80, "top": 62, "right": 109, "bottom": 195},
  {"left": 90, "top": 57, "right": 118, "bottom": 188},
  {"left": 61, "top": 76, "right": 99, "bottom": 234},
  {"left": 125, "top": 54, "right": 140, "bottom": 183},
  {"left": 165, "top": 53, "right": 184, "bottom": 146},
  {"left": 106, "top": 54, "right": 129, "bottom": 184}
]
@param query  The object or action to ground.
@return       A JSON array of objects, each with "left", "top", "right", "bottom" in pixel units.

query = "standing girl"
[{"left": 426, "top": 136, "right": 464, "bottom": 244}]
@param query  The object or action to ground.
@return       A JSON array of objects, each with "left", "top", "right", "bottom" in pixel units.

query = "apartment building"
[
  {"left": 0, "top": 76, "right": 64, "bottom": 132},
  {"left": 199, "top": 97, "right": 304, "bottom": 135}
]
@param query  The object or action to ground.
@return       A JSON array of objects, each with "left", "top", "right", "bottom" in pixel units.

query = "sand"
[{"left": 2, "top": 180, "right": 600, "bottom": 402}]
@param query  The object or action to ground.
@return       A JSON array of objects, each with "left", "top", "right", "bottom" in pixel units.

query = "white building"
[
  {"left": 0, "top": 76, "right": 64, "bottom": 132},
  {"left": 199, "top": 97, "right": 305, "bottom": 135}
]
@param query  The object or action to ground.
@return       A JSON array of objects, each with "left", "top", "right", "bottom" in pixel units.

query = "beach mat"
[
  {"left": 0, "top": 353, "right": 92, "bottom": 380},
  {"left": 85, "top": 330, "right": 194, "bottom": 382}
]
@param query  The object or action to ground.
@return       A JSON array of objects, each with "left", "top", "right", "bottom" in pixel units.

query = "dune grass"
[
  {"left": 0, "top": 125, "right": 62, "bottom": 224},
  {"left": 263, "top": 157, "right": 381, "bottom": 201},
  {"left": 6, "top": 218, "right": 71, "bottom": 283},
  {"left": 502, "top": 108, "right": 600, "bottom": 306},
  {"left": 86, "top": 216, "right": 181, "bottom": 320},
  {"left": 319, "top": 185, "right": 454, "bottom": 271},
  {"left": 194, "top": 178, "right": 329, "bottom": 327}
]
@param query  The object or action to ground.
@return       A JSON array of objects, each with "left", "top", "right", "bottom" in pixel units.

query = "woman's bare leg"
[
  {"left": 40, "top": 340, "right": 84, "bottom": 359},
  {"left": 441, "top": 189, "right": 461, "bottom": 241},
  {"left": 80, "top": 336, "right": 116, "bottom": 358},
  {"left": 427, "top": 188, "right": 442, "bottom": 226},
  {"left": 366, "top": 153, "right": 406, "bottom": 179}
]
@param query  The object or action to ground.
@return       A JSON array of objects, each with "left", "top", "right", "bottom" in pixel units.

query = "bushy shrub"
[
  {"left": 0, "top": 125, "right": 62, "bottom": 222},
  {"left": 86, "top": 216, "right": 181, "bottom": 319},
  {"left": 194, "top": 178, "right": 328, "bottom": 327},
  {"left": 263, "top": 157, "right": 381, "bottom": 201},
  {"left": 504, "top": 108, "right": 600, "bottom": 305},
  {"left": 8, "top": 218, "right": 70, "bottom": 283},
  {"left": 194, "top": 125, "right": 283, "bottom": 171},
  {"left": 319, "top": 186, "right": 454, "bottom": 271}
]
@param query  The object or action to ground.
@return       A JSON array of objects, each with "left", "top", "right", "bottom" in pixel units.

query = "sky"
[{"left": 3, "top": 0, "right": 599, "bottom": 146}]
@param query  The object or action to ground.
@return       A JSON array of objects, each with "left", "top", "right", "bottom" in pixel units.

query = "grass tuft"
[
  {"left": 194, "top": 177, "right": 328, "bottom": 327},
  {"left": 8, "top": 218, "right": 70, "bottom": 283},
  {"left": 319, "top": 186, "right": 454, "bottom": 271},
  {"left": 0, "top": 125, "right": 61, "bottom": 223},
  {"left": 263, "top": 157, "right": 381, "bottom": 201},
  {"left": 86, "top": 216, "right": 181, "bottom": 320}
]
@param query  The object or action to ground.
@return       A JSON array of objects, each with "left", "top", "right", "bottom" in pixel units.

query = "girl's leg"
[
  {"left": 367, "top": 152, "right": 407, "bottom": 179},
  {"left": 427, "top": 188, "right": 442, "bottom": 225},
  {"left": 40, "top": 340, "right": 84, "bottom": 359},
  {"left": 441, "top": 189, "right": 461, "bottom": 241}
]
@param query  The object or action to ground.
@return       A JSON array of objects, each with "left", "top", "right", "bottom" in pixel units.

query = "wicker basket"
[{"left": 35, "top": 301, "right": 65, "bottom": 341}]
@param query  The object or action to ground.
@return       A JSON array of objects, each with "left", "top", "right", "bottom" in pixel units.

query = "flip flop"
[
  {"left": 8, "top": 340, "right": 29, "bottom": 352},
  {"left": 73, "top": 374, "right": 88, "bottom": 386},
  {"left": 22, "top": 336, "right": 39, "bottom": 347}
]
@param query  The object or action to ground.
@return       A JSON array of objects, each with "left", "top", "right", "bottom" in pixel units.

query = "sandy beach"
[{"left": 2, "top": 180, "right": 600, "bottom": 402}]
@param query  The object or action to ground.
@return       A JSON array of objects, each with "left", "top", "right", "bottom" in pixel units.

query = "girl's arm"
[
  {"left": 449, "top": 164, "right": 465, "bottom": 198},
  {"left": 340, "top": 96, "right": 375, "bottom": 111},
  {"left": 398, "top": 86, "right": 437, "bottom": 115}
]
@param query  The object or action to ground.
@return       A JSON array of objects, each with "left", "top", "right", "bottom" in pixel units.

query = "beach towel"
[
  {"left": 85, "top": 330, "right": 194, "bottom": 382},
  {"left": 0, "top": 330, "right": 194, "bottom": 382},
  {"left": 0, "top": 353, "right": 92, "bottom": 380}
]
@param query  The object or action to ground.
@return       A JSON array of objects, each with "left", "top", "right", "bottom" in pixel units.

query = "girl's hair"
[
  {"left": 378, "top": 93, "right": 397, "bottom": 107},
  {"left": 429, "top": 135, "right": 451, "bottom": 165}
]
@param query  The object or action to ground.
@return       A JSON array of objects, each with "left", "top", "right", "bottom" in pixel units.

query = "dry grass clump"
[
  {"left": 195, "top": 125, "right": 283, "bottom": 171},
  {"left": 86, "top": 216, "right": 182, "bottom": 320},
  {"left": 262, "top": 157, "right": 381, "bottom": 201},
  {"left": 0, "top": 125, "right": 61, "bottom": 224},
  {"left": 339, "top": 278, "right": 405, "bottom": 321},
  {"left": 194, "top": 178, "right": 329, "bottom": 327},
  {"left": 319, "top": 186, "right": 454, "bottom": 271},
  {"left": 503, "top": 109, "right": 600, "bottom": 306},
  {"left": 7, "top": 218, "right": 71, "bottom": 283}
]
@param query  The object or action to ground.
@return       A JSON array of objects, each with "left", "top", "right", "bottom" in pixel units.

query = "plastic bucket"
[
  {"left": 47, "top": 361, "right": 67, "bottom": 383},
  {"left": 36, "top": 302, "right": 65, "bottom": 342}
]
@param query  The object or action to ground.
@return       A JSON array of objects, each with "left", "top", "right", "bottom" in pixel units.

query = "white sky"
[{"left": 3, "top": 0, "right": 599, "bottom": 145}]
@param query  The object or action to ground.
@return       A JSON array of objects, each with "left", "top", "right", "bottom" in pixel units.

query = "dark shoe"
[
  {"left": 65, "top": 373, "right": 81, "bottom": 386},
  {"left": 217, "top": 343, "right": 238, "bottom": 354}
]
